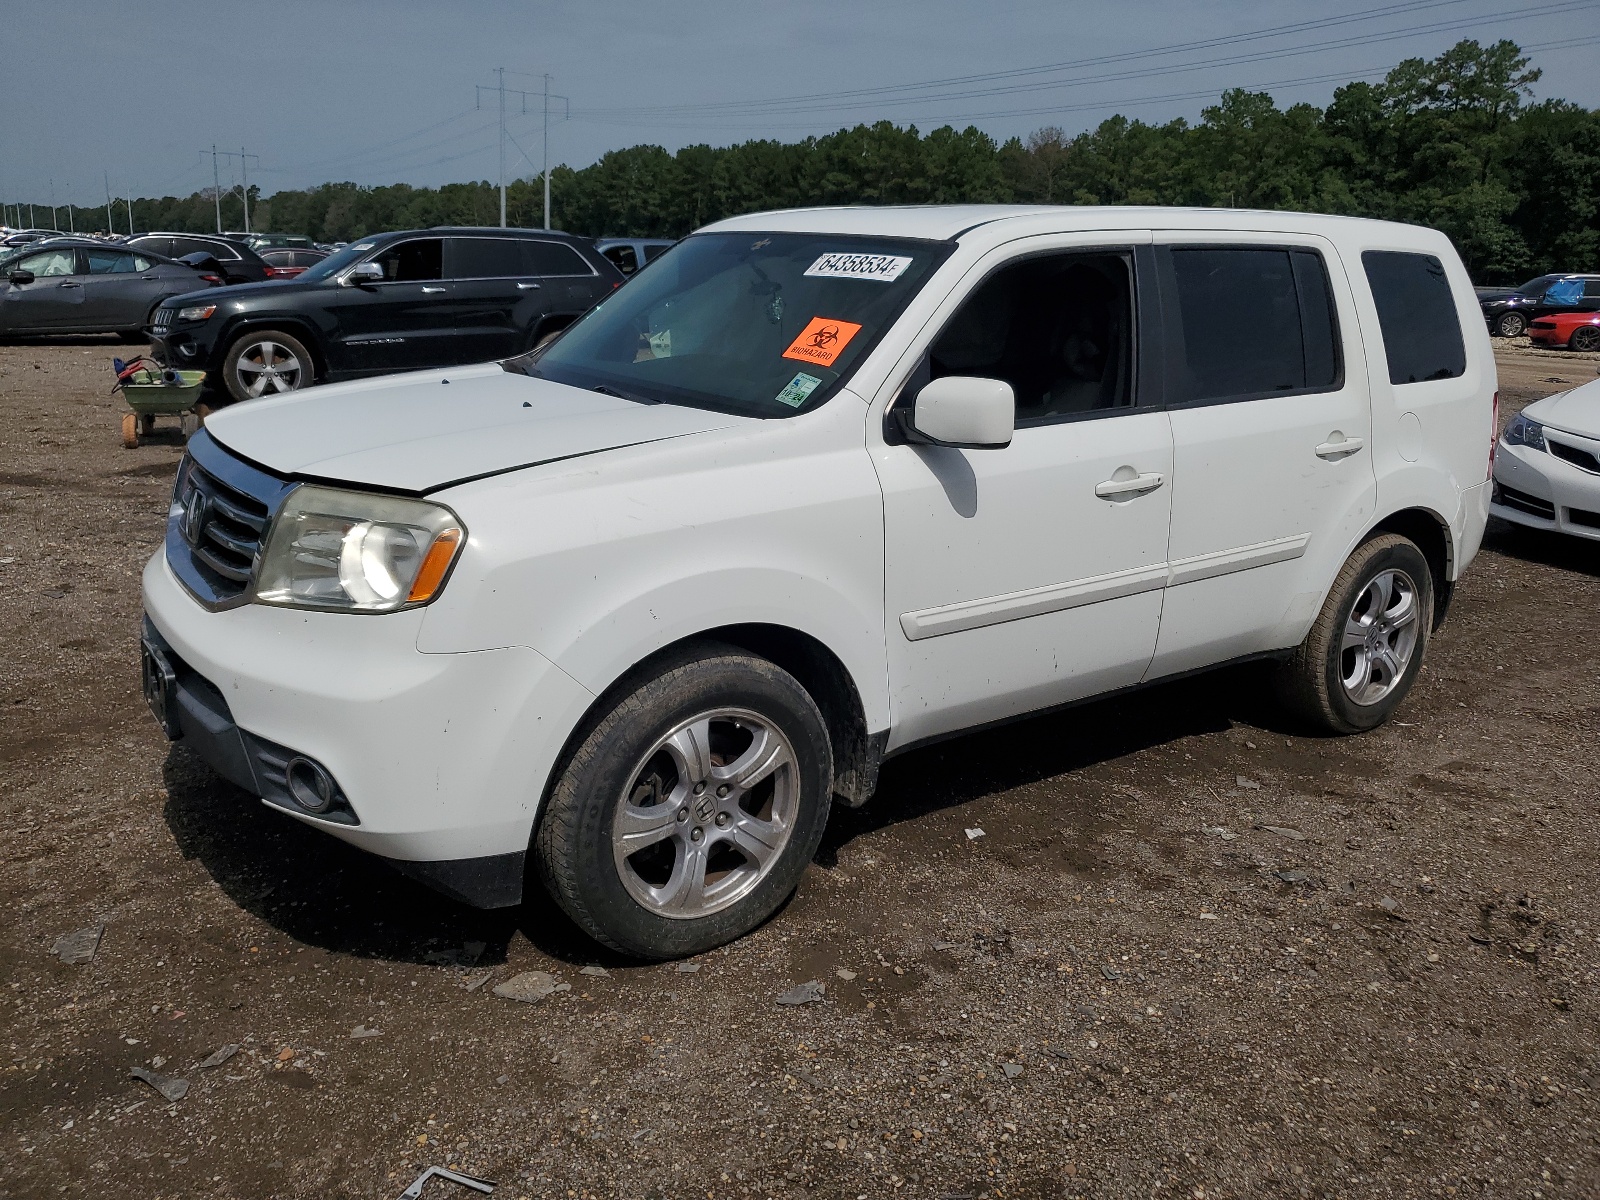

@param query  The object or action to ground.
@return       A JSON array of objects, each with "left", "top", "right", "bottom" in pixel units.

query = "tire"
[
  {"left": 1275, "top": 534, "right": 1434, "bottom": 735},
  {"left": 222, "top": 329, "right": 313, "bottom": 403},
  {"left": 535, "top": 644, "right": 834, "bottom": 960},
  {"left": 1495, "top": 311, "right": 1528, "bottom": 338},
  {"left": 1569, "top": 325, "right": 1600, "bottom": 353},
  {"left": 120, "top": 412, "right": 139, "bottom": 449}
]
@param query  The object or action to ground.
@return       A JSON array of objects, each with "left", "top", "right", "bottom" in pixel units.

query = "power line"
[{"left": 580, "top": 0, "right": 1593, "bottom": 119}]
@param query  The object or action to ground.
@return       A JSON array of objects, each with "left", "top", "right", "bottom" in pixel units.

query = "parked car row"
[{"left": 1477, "top": 272, "right": 1600, "bottom": 340}]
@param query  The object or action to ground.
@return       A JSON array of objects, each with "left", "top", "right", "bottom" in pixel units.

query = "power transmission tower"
[
  {"left": 477, "top": 69, "right": 531, "bottom": 228},
  {"left": 105, "top": 171, "right": 113, "bottom": 233},
  {"left": 201, "top": 147, "right": 260, "bottom": 233},
  {"left": 540, "top": 75, "right": 571, "bottom": 231}
]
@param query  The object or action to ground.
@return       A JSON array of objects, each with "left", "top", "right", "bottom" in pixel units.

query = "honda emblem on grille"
[{"left": 181, "top": 489, "right": 209, "bottom": 545}]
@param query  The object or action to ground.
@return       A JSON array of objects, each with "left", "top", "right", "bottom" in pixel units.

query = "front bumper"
[
  {"left": 141, "top": 549, "right": 596, "bottom": 906},
  {"left": 146, "top": 321, "right": 218, "bottom": 373},
  {"left": 1491, "top": 434, "right": 1600, "bottom": 541}
]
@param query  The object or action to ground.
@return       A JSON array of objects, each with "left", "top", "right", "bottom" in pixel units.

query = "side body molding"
[{"left": 900, "top": 534, "right": 1311, "bottom": 641}]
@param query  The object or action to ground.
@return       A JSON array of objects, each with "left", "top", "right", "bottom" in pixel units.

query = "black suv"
[
  {"left": 128, "top": 233, "right": 272, "bottom": 285},
  {"left": 148, "top": 227, "right": 623, "bottom": 402}
]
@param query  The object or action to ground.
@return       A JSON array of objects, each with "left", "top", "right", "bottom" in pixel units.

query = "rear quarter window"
[{"left": 1362, "top": 251, "right": 1467, "bottom": 384}]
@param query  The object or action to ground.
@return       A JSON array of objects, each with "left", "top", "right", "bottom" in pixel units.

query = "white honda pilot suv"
[{"left": 141, "top": 206, "right": 1495, "bottom": 958}]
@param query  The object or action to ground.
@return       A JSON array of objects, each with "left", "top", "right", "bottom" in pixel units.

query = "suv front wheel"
[
  {"left": 222, "top": 329, "right": 313, "bottom": 402},
  {"left": 1275, "top": 533, "right": 1435, "bottom": 734},
  {"left": 535, "top": 645, "right": 834, "bottom": 959}
]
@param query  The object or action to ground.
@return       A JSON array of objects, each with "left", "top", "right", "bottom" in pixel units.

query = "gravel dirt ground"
[{"left": 2, "top": 336, "right": 1599, "bottom": 1200}]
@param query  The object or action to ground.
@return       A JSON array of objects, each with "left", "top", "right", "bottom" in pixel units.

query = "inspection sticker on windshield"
[
  {"left": 804, "top": 252, "right": 913, "bottom": 283},
  {"left": 782, "top": 317, "right": 863, "bottom": 368},
  {"left": 774, "top": 372, "right": 823, "bottom": 408}
]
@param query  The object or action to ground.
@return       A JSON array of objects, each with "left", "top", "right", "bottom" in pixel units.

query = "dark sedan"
[
  {"left": 0, "top": 243, "right": 222, "bottom": 341},
  {"left": 148, "top": 226, "right": 622, "bottom": 402},
  {"left": 126, "top": 233, "right": 272, "bottom": 285}
]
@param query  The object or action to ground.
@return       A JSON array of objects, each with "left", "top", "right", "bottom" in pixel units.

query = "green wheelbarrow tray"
[{"left": 121, "top": 369, "right": 207, "bottom": 415}]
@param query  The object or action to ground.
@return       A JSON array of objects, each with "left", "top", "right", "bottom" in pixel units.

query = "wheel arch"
[
  {"left": 541, "top": 623, "right": 883, "bottom": 827},
  {"left": 215, "top": 315, "right": 328, "bottom": 380},
  {"left": 1370, "top": 506, "right": 1453, "bottom": 630}
]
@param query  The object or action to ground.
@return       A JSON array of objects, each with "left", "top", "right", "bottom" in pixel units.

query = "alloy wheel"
[
  {"left": 234, "top": 340, "right": 304, "bottom": 397},
  {"left": 1340, "top": 568, "right": 1421, "bottom": 706},
  {"left": 611, "top": 708, "right": 798, "bottom": 919}
]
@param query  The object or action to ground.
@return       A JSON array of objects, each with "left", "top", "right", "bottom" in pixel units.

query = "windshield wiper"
[{"left": 591, "top": 384, "right": 660, "bottom": 405}]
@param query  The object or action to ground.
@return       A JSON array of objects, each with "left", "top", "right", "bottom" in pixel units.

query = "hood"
[
  {"left": 202, "top": 363, "right": 751, "bottom": 492},
  {"left": 1526, "top": 376, "right": 1600, "bottom": 438},
  {"left": 1476, "top": 287, "right": 1516, "bottom": 304},
  {"left": 161, "top": 278, "right": 289, "bottom": 307}
]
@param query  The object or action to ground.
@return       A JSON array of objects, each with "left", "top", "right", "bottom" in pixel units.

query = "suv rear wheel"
[
  {"left": 535, "top": 645, "right": 833, "bottom": 960},
  {"left": 1275, "top": 534, "right": 1434, "bottom": 734},
  {"left": 223, "top": 329, "right": 312, "bottom": 402}
]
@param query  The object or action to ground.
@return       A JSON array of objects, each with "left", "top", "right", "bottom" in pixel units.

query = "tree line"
[{"left": 18, "top": 40, "right": 1599, "bottom": 282}]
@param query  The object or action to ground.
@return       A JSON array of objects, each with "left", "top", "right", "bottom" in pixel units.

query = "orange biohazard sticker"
[{"left": 782, "top": 317, "right": 862, "bottom": 368}]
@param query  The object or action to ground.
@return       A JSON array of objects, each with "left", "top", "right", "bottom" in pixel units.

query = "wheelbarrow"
[{"left": 113, "top": 357, "right": 210, "bottom": 448}]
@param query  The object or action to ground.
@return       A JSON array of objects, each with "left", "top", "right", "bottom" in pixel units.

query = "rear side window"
[
  {"left": 445, "top": 237, "right": 524, "bottom": 279},
  {"left": 522, "top": 240, "right": 593, "bottom": 277},
  {"left": 644, "top": 242, "right": 672, "bottom": 262},
  {"left": 1167, "top": 247, "right": 1341, "bottom": 403},
  {"left": 1362, "top": 251, "right": 1466, "bottom": 384},
  {"left": 86, "top": 249, "right": 139, "bottom": 274},
  {"left": 372, "top": 238, "right": 443, "bottom": 282}
]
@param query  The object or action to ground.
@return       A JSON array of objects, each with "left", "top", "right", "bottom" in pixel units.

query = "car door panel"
[
  {"left": 81, "top": 249, "right": 167, "bottom": 330},
  {"left": 443, "top": 237, "right": 548, "bottom": 362},
  {"left": 0, "top": 248, "right": 87, "bottom": 331},
  {"left": 333, "top": 238, "right": 452, "bottom": 373},
  {"left": 1146, "top": 234, "right": 1377, "bottom": 680},
  {"left": 872, "top": 233, "right": 1173, "bottom": 751}
]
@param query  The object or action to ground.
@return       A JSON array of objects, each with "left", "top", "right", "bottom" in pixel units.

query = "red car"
[
  {"left": 260, "top": 248, "right": 328, "bottom": 279},
  {"left": 1529, "top": 310, "right": 1600, "bottom": 352}
]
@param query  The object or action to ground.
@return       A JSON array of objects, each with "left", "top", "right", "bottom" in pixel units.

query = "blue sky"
[{"left": 3, "top": 0, "right": 1596, "bottom": 207}]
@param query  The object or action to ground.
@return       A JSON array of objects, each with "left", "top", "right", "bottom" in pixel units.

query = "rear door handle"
[
  {"left": 516, "top": 281, "right": 540, "bottom": 290},
  {"left": 1315, "top": 436, "right": 1364, "bottom": 459},
  {"left": 59, "top": 281, "right": 82, "bottom": 289},
  {"left": 421, "top": 286, "right": 446, "bottom": 294},
  {"left": 1095, "top": 471, "right": 1165, "bottom": 499}
]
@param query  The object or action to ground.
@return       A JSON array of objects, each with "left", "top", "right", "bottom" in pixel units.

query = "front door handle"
[
  {"left": 1315, "top": 435, "right": 1364, "bottom": 460},
  {"left": 1095, "top": 471, "right": 1165, "bottom": 499},
  {"left": 421, "top": 286, "right": 446, "bottom": 294},
  {"left": 58, "top": 281, "right": 82, "bottom": 289},
  {"left": 516, "top": 281, "right": 540, "bottom": 290}
]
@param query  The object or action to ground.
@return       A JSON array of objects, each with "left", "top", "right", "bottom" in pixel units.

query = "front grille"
[
  {"left": 1568, "top": 507, "right": 1600, "bottom": 530},
  {"left": 1494, "top": 482, "right": 1556, "bottom": 520},
  {"left": 152, "top": 307, "right": 173, "bottom": 332},
  {"left": 166, "top": 430, "right": 294, "bottom": 609},
  {"left": 1548, "top": 438, "right": 1600, "bottom": 475}
]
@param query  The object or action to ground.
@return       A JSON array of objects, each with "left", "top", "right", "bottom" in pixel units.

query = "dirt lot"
[{"left": 2, "top": 337, "right": 1599, "bottom": 1200}]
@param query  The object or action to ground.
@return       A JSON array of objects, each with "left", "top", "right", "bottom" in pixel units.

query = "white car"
[
  {"left": 141, "top": 205, "right": 1495, "bottom": 958},
  {"left": 1491, "top": 377, "right": 1600, "bottom": 540}
]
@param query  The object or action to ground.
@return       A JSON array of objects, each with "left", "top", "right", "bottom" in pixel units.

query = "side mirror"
[
  {"left": 8, "top": 269, "right": 34, "bottom": 286},
  {"left": 903, "top": 376, "right": 1014, "bottom": 449},
  {"left": 340, "top": 261, "right": 384, "bottom": 287}
]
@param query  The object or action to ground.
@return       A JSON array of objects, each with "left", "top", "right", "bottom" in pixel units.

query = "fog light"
[{"left": 285, "top": 756, "right": 336, "bottom": 814}]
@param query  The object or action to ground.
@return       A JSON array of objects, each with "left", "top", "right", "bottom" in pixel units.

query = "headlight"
[
  {"left": 254, "top": 485, "right": 465, "bottom": 613},
  {"left": 1503, "top": 413, "right": 1546, "bottom": 451},
  {"left": 177, "top": 304, "right": 216, "bottom": 322}
]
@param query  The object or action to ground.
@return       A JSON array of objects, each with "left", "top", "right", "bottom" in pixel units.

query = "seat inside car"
[{"left": 929, "top": 253, "right": 1131, "bottom": 420}]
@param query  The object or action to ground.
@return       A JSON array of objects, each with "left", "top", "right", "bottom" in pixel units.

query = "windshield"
[
  {"left": 516, "top": 231, "right": 951, "bottom": 417},
  {"left": 297, "top": 239, "right": 380, "bottom": 283}
]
